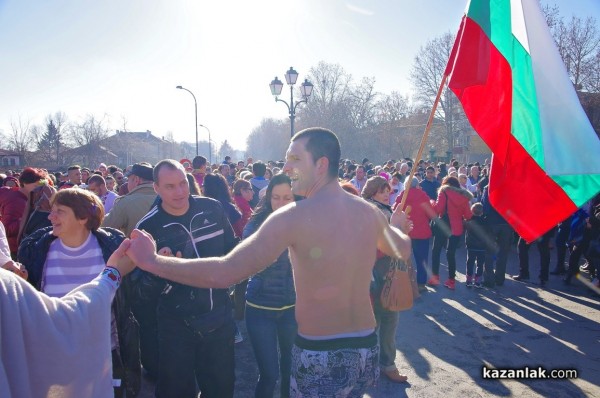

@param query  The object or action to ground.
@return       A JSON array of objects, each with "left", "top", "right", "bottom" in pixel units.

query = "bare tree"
[
  {"left": 587, "top": 48, "right": 600, "bottom": 93},
  {"left": 410, "top": 32, "right": 464, "bottom": 152},
  {"left": 246, "top": 118, "right": 289, "bottom": 161},
  {"left": 67, "top": 114, "right": 110, "bottom": 147},
  {"left": 65, "top": 114, "right": 111, "bottom": 166},
  {"left": 299, "top": 62, "right": 354, "bottom": 133},
  {"left": 563, "top": 16, "right": 600, "bottom": 91},
  {"left": 376, "top": 91, "right": 411, "bottom": 123},
  {"left": 9, "top": 115, "right": 33, "bottom": 164},
  {"left": 543, "top": 6, "right": 600, "bottom": 92},
  {"left": 347, "top": 77, "right": 379, "bottom": 130}
]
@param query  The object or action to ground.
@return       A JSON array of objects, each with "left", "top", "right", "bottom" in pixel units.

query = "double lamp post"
[
  {"left": 270, "top": 67, "right": 313, "bottom": 137},
  {"left": 176, "top": 67, "right": 313, "bottom": 162}
]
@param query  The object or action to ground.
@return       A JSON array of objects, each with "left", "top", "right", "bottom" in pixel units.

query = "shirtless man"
[{"left": 124, "top": 127, "right": 412, "bottom": 397}]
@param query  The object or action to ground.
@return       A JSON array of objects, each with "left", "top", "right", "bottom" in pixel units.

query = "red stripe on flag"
[{"left": 447, "top": 16, "right": 576, "bottom": 242}]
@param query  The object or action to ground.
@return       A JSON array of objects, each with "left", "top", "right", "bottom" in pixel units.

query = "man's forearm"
[
  {"left": 389, "top": 226, "right": 412, "bottom": 260},
  {"left": 144, "top": 255, "right": 240, "bottom": 289}
]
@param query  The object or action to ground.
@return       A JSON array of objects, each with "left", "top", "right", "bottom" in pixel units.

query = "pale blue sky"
[{"left": 1, "top": 0, "right": 598, "bottom": 150}]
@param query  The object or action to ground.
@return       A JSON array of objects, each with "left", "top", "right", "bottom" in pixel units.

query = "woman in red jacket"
[
  {"left": 427, "top": 176, "right": 473, "bottom": 289},
  {"left": 0, "top": 167, "right": 47, "bottom": 257},
  {"left": 394, "top": 177, "right": 436, "bottom": 290}
]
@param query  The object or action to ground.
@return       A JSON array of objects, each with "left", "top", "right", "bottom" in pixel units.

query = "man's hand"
[
  {"left": 158, "top": 247, "right": 182, "bottom": 258},
  {"left": 1, "top": 260, "right": 28, "bottom": 280},
  {"left": 391, "top": 207, "right": 413, "bottom": 235},
  {"left": 126, "top": 229, "right": 159, "bottom": 271},
  {"left": 107, "top": 240, "right": 136, "bottom": 277}
]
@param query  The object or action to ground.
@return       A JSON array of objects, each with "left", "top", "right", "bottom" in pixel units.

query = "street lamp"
[
  {"left": 176, "top": 85, "right": 199, "bottom": 157},
  {"left": 269, "top": 67, "right": 314, "bottom": 137},
  {"left": 199, "top": 124, "right": 212, "bottom": 165}
]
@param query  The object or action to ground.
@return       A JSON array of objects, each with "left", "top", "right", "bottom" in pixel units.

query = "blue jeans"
[
  {"left": 156, "top": 309, "right": 235, "bottom": 398},
  {"left": 373, "top": 304, "right": 399, "bottom": 370},
  {"left": 245, "top": 305, "right": 297, "bottom": 398},
  {"left": 412, "top": 238, "right": 430, "bottom": 284}
]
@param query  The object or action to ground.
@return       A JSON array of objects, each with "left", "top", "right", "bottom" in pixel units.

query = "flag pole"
[{"left": 398, "top": 73, "right": 449, "bottom": 211}]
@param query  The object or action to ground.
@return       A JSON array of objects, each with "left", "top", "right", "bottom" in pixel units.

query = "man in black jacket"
[{"left": 135, "top": 159, "right": 238, "bottom": 398}]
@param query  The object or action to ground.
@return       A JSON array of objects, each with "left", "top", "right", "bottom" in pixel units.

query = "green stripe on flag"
[
  {"left": 467, "top": 0, "right": 545, "bottom": 168},
  {"left": 553, "top": 174, "right": 600, "bottom": 208}
]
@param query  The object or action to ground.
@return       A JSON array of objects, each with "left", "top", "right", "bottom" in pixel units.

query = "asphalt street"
[{"left": 138, "top": 242, "right": 600, "bottom": 398}]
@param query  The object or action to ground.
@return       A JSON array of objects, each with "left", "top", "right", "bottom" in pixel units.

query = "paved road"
[{"left": 138, "top": 243, "right": 599, "bottom": 397}]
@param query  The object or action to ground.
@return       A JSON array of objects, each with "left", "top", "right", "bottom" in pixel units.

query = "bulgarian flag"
[{"left": 445, "top": 0, "right": 600, "bottom": 242}]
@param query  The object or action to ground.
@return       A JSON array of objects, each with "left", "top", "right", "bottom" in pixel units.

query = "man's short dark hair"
[
  {"left": 292, "top": 128, "right": 340, "bottom": 179},
  {"left": 426, "top": 166, "right": 435, "bottom": 172},
  {"left": 154, "top": 159, "right": 186, "bottom": 184},
  {"left": 251, "top": 161, "right": 266, "bottom": 177},
  {"left": 67, "top": 165, "right": 81, "bottom": 171},
  {"left": 192, "top": 156, "right": 207, "bottom": 169},
  {"left": 87, "top": 174, "right": 106, "bottom": 186}
]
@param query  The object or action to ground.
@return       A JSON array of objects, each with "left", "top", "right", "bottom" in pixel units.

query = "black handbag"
[{"left": 430, "top": 191, "right": 451, "bottom": 238}]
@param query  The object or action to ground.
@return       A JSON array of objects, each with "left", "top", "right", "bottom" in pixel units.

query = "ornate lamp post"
[{"left": 269, "top": 67, "right": 314, "bottom": 137}]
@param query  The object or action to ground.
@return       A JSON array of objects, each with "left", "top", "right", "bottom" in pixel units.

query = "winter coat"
[
  {"left": 0, "top": 187, "right": 27, "bottom": 254},
  {"left": 394, "top": 187, "right": 435, "bottom": 239},
  {"left": 221, "top": 201, "right": 242, "bottom": 238},
  {"left": 420, "top": 178, "right": 441, "bottom": 201},
  {"left": 18, "top": 226, "right": 142, "bottom": 397},
  {"left": 243, "top": 218, "right": 296, "bottom": 308},
  {"left": 135, "top": 196, "right": 238, "bottom": 317},
  {"left": 465, "top": 215, "right": 492, "bottom": 251},
  {"left": 233, "top": 195, "right": 252, "bottom": 237},
  {"left": 433, "top": 185, "right": 473, "bottom": 236},
  {"left": 249, "top": 177, "right": 269, "bottom": 208},
  {"left": 102, "top": 182, "right": 157, "bottom": 237},
  {"left": 481, "top": 185, "right": 509, "bottom": 225}
]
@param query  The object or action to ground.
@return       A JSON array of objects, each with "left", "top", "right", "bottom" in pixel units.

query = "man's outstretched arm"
[{"left": 125, "top": 210, "right": 291, "bottom": 289}]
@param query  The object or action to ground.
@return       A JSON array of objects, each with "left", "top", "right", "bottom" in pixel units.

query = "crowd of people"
[{"left": 0, "top": 126, "right": 599, "bottom": 398}]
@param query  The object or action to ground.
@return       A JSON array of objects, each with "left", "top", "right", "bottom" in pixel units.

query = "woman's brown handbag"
[{"left": 380, "top": 258, "right": 414, "bottom": 311}]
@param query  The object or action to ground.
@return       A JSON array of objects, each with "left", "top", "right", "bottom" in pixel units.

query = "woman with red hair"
[{"left": 0, "top": 167, "right": 46, "bottom": 257}]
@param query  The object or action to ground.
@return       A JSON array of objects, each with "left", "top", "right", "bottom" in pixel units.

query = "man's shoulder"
[
  {"left": 115, "top": 186, "right": 156, "bottom": 204},
  {"left": 127, "top": 184, "right": 156, "bottom": 196},
  {"left": 135, "top": 205, "right": 162, "bottom": 229},
  {"left": 295, "top": 190, "right": 374, "bottom": 215},
  {"left": 189, "top": 195, "right": 222, "bottom": 210}
]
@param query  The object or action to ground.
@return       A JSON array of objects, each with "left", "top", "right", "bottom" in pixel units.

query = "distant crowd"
[{"left": 1, "top": 146, "right": 598, "bottom": 397}]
